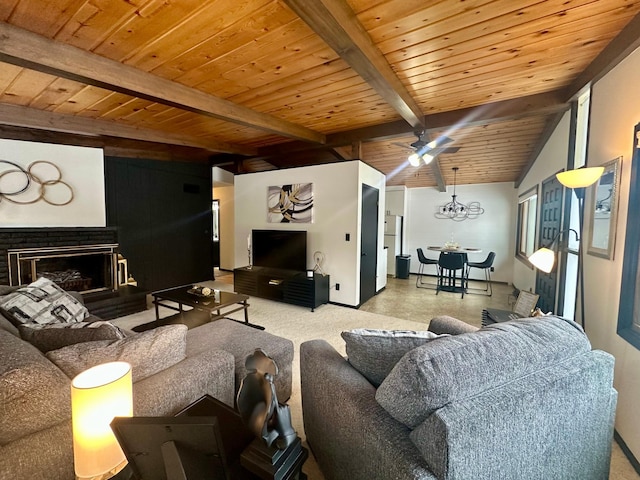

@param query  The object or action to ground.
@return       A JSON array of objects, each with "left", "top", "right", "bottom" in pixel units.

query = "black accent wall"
[{"left": 105, "top": 157, "right": 213, "bottom": 292}]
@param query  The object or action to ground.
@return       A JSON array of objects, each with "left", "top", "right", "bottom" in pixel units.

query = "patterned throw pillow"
[
  {"left": 0, "top": 277, "right": 90, "bottom": 326},
  {"left": 341, "top": 328, "right": 443, "bottom": 387},
  {"left": 19, "top": 321, "right": 127, "bottom": 353}
]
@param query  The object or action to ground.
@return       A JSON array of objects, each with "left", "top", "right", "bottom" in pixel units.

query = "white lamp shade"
[
  {"left": 556, "top": 166, "right": 604, "bottom": 188},
  {"left": 72, "top": 362, "right": 133, "bottom": 480},
  {"left": 422, "top": 152, "right": 434, "bottom": 165},
  {"left": 528, "top": 247, "right": 556, "bottom": 273},
  {"left": 408, "top": 153, "right": 420, "bottom": 167}
]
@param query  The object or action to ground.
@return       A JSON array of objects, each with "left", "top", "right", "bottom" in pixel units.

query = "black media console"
[{"left": 233, "top": 266, "right": 329, "bottom": 312}]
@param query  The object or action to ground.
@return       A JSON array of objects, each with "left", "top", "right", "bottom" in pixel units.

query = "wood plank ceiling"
[{"left": 1, "top": 0, "right": 639, "bottom": 189}]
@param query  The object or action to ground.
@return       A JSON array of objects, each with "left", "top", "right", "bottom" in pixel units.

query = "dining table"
[
  {"left": 427, "top": 246, "right": 482, "bottom": 295},
  {"left": 427, "top": 246, "right": 483, "bottom": 253}
]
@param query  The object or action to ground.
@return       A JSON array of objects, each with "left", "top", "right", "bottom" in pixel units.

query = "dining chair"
[
  {"left": 466, "top": 251, "right": 496, "bottom": 296},
  {"left": 415, "top": 248, "right": 439, "bottom": 289},
  {"left": 436, "top": 251, "right": 467, "bottom": 298}
]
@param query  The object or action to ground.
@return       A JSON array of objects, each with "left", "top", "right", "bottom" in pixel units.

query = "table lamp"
[{"left": 71, "top": 361, "right": 133, "bottom": 480}]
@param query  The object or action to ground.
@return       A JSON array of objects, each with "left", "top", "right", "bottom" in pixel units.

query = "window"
[
  {"left": 617, "top": 121, "right": 640, "bottom": 349},
  {"left": 573, "top": 89, "right": 590, "bottom": 169},
  {"left": 562, "top": 88, "right": 590, "bottom": 320},
  {"left": 516, "top": 187, "right": 538, "bottom": 262}
]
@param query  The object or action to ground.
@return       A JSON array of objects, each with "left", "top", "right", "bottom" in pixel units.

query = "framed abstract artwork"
[{"left": 267, "top": 183, "right": 313, "bottom": 223}]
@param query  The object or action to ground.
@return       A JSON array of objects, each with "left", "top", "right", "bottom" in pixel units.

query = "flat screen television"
[{"left": 252, "top": 229, "right": 307, "bottom": 272}]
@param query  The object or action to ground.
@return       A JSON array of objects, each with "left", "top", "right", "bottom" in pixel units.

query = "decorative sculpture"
[{"left": 236, "top": 349, "right": 297, "bottom": 450}]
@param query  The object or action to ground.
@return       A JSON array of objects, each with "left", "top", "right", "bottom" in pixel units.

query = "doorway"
[
  {"left": 535, "top": 174, "right": 564, "bottom": 313},
  {"left": 212, "top": 199, "right": 220, "bottom": 270},
  {"left": 360, "top": 184, "right": 379, "bottom": 305}
]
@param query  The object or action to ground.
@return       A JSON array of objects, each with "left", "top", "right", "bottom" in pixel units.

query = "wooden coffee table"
[{"left": 151, "top": 284, "right": 250, "bottom": 329}]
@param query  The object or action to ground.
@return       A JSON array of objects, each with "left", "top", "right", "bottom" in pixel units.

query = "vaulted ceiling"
[{"left": 1, "top": 0, "right": 639, "bottom": 190}]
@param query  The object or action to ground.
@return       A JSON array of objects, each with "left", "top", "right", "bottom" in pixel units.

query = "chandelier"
[{"left": 435, "top": 167, "right": 484, "bottom": 221}]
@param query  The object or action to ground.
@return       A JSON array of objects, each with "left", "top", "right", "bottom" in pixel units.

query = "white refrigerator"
[{"left": 384, "top": 215, "right": 403, "bottom": 276}]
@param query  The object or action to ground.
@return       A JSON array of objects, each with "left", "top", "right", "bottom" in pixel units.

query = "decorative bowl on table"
[
  {"left": 188, "top": 285, "right": 214, "bottom": 297},
  {"left": 444, "top": 242, "right": 459, "bottom": 250}
]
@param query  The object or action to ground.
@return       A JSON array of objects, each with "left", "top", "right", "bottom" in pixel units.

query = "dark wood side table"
[{"left": 177, "top": 395, "right": 308, "bottom": 480}]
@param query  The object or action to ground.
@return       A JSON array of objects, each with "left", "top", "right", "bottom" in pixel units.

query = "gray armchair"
[{"left": 300, "top": 316, "right": 617, "bottom": 480}]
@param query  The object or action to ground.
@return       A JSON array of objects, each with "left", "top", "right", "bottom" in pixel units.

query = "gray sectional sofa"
[
  {"left": 0, "top": 284, "right": 293, "bottom": 480},
  {"left": 301, "top": 315, "right": 618, "bottom": 480}
]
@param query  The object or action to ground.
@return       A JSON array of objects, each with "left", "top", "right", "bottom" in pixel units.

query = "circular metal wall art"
[
  {"left": 0, "top": 160, "right": 31, "bottom": 195},
  {"left": 0, "top": 159, "right": 75, "bottom": 206}
]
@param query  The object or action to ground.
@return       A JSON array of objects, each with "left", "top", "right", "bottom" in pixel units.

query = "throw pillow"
[
  {"left": 341, "top": 328, "right": 442, "bottom": 386},
  {"left": 19, "top": 321, "right": 127, "bottom": 353},
  {"left": 0, "top": 277, "right": 89, "bottom": 326},
  {"left": 375, "top": 316, "right": 591, "bottom": 429},
  {"left": 46, "top": 324, "right": 188, "bottom": 383}
]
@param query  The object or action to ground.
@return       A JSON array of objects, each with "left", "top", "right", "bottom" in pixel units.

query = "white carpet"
[{"left": 111, "top": 279, "right": 428, "bottom": 479}]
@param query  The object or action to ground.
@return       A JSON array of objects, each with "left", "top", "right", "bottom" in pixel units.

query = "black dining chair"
[
  {"left": 416, "top": 248, "right": 439, "bottom": 289},
  {"left": 466, "top": 251, "right": 496, "bottom": 296},
  {"left": 436, "top": 251, "right": 467, "bottom": 298}
]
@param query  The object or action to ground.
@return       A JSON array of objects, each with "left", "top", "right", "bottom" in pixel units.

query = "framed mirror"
[{"left": 587, "top": 156, "right": 622, "bottom": 259}]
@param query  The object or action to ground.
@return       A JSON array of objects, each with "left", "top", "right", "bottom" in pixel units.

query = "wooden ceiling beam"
[
  {"left": 0, "top": 22, "right": 325, "bottom": 144},
  {"left": 0, "top": 103, "right": 256, "bottom": 155},
  {"left": 564, "top": 11, "right": 640, "bottom": 101},
  {"left": 256, "top": 91, "right": 568, "bottom": 155},
  {"left": 282, "top": 0, "right": 424, "bottom": 129},
  {"left": 0, "top": 124, "right": 212, "bottom": 162}
]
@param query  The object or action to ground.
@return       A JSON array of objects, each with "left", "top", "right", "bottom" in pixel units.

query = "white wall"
[
  {"left": 0, "top": 139, "right": 105, "bottom": 227},
  {"left": 513, "top": 111, "right": 572, "bottom": 292},
  {"left": 584, "top": 45, "right": 640, "bottom": 460},
  {"left": 234, "top": 160, "right": 386, "bottom": 306},
  {"left": 406, "top": 182, "right": 517, "bottom": 283}
]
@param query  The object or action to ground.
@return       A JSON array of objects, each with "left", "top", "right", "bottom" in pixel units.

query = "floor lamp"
[{"left": 529, "top": 166, "right": 603, "bottom": 330}]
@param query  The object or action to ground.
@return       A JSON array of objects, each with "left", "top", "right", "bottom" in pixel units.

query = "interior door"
[
  {"left": 535, "top": 174, "right": 564, "bottom": 313},
  {"left": 360, "top": 184, "right": 379, "bottom": 305}
]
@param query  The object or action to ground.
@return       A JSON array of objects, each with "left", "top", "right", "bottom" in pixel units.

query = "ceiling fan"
[{"left": 393, "top": 131, "right": 460, "bottom": 166}]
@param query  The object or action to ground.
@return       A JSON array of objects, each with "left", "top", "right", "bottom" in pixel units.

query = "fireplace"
[{"left": 8, "top": 244, "right": 120, "bottom": 294}]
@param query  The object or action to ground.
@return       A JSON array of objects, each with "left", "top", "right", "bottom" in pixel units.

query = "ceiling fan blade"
[
  {"left": 437, "top": 136, "right": 454, "bottom": 146},
  {"left": 429, "top": 146, "right": 460, "bottom": 154},
  {"left": 391, "top": 142, "right": 415, "bottom": 151}
]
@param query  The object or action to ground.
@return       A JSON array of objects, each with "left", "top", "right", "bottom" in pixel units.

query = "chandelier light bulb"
[
  {"left": 408, "top": 153, "right": 421, "bottom": 167},
  {"left": 422, "top": 152, "right": 434, "bottom": 165},
  {"left": 435, "top": 167, "right": 484, "bottom": 221}
]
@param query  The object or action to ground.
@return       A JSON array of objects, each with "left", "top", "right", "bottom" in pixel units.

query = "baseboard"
[
  {"left": 328, "top": 301, "right": 360, "bottom": 310},
  {"left": 614, "top": 430, "right": 640, "bottom": 475}
]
